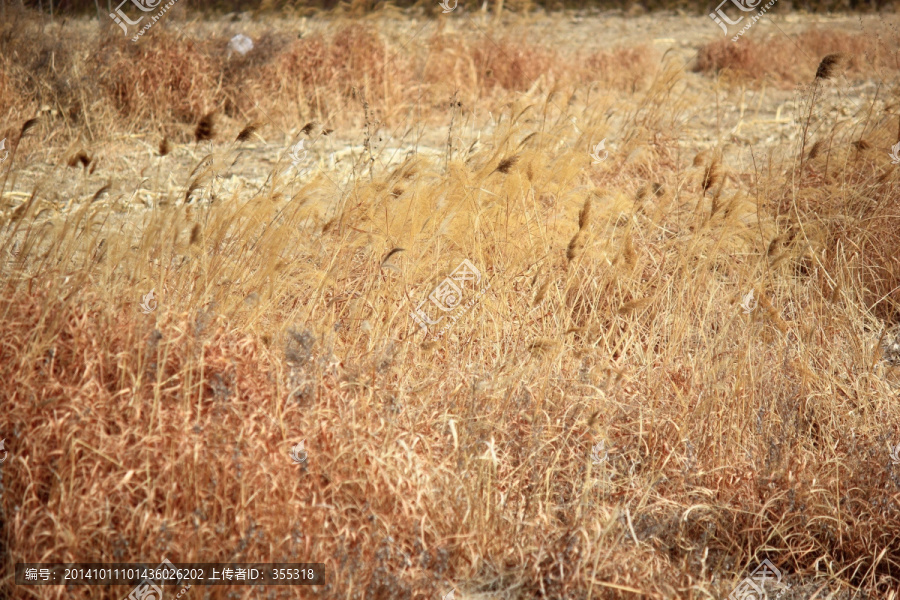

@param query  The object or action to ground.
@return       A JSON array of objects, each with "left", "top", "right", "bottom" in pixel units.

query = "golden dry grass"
[{"left": 3, "top": 6, "right": 900, "bottom": 600}]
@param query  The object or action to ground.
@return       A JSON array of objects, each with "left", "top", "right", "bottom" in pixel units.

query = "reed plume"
[
  {"left": 578, "top": 198, "right": 591, "bottom": 231},
  {"left": 90, "top": 183, "right": 111, "bottom": 203},
  {"left": 815, "top": 53, "right": 845, "bottom": 80},
  {"left": 184, "top": 179, "right": 204, "bottom": 203},
  {"left": 380, "top": 247, "right": 404, "bottom": 267},
  {"left": 533, "top": 279, "right": 550, "bottom": 305},
  {"left": 494, "top": 155, "right": 519, "bottom": 174},
  {"left": 195, "top": 112, "right": 216, "bottom": 142},
  {"left": 235, "top": 122, "right": 262, "bottom": 143},
  {"left": 67, "top": 151, "right": 92, "bottom": 169},
  {"left": 807, "top": 140, "right": 823, "bottom": 160},
  {"left": 566, "top": 198, "right": 592, "bottom": 263},
  {"left": 20, "top": 118, "right": 39, "bottom": 137},
  {"left": 702, "top": 156, "right": 721, "bottom": 193}
]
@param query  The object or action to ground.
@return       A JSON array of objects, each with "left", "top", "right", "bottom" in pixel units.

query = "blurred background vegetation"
[{"left": 5, "top": 0, "right": 899, "bottom": 16}]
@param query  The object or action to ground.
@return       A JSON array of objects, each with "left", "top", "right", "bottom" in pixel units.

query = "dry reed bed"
[
  {"left": 3, "top": 11, "right": 900, "bottom": 600},
  {"left": 695, "top": 27, "right": 899, "bottom": 84},
  {"left": 0, "top": 13, "right": 658, "bottom": 143}
]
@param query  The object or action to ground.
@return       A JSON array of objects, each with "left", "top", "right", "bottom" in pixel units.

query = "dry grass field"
[{"left": 3, "top": 2, "right": 900, "bottom": 598}]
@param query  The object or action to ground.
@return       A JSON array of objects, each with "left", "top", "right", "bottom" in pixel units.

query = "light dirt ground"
[{"left": 4, "top": 11, "right": 895, "bottom": 246}]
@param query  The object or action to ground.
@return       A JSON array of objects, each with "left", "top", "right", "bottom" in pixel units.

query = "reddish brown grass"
[
  {"left": 695, "top": 28, "right": 897, "bottom": 85},
  {"left": 4, "top": 9, "right": 900, "bottom": 600}
]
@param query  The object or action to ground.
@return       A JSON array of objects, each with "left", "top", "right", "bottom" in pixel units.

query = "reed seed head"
[
  {"left": 815, "top": 53, "right": 845, "bottom": 80},
  {"left": 195, "top": 112, "right": 216, "bottom": 142},
  {"left": 236, "top": 121, "right": 262, "bottom": 143},
  {"left": 495, "top": 155, "right": 519, "bottom": 174},
  {"left": 185, "top": 179, "right": 204, "bottom": 204},
  {"left": 67, "top": 151, "right": 92, "bottom": 169},
  {"left": 566, "top": 233, "right": 582, "bottom": 262},
  {"left": 533, "top": 279, "right": 550, "bottom": 306},
  {"left": 808, "top": 140, "right": 823, "bottom": 160},
  {"left": 702, "top": 157, "right": 721, "bottom": 193},
  {"left": 380, "top": 247, "right": 404, "bottom": 267},
  {"left": 91, "top": 184, "right": 111, "bottom": 203},
  {"left": 20, "top": 118, "right": 39, "bottom": 137},
  {"left": 578, "top": 198, "right": 591, "bottom": 231}
]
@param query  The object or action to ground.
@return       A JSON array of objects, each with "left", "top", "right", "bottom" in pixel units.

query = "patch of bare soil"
[{"left": 6, "top": 12, "right": 892, "bottom": 217}]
